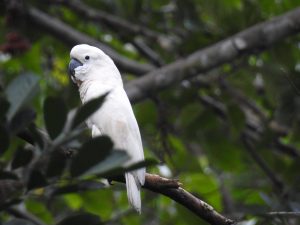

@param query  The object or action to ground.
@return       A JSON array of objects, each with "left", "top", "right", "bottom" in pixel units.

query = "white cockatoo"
[{"left": 68, "top": 44, "right": 145, "bottom": 213}]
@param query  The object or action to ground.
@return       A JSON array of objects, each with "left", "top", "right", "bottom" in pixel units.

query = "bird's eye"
[{"left": 85, "top": 55, "right": 90, "bottom": 60}]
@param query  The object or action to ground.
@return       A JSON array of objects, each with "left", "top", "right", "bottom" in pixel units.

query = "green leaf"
[
  {"left": 11, "top": 147, "right": 33, "bottom": 169},
  {"left": 71, "top": 93, "right": 107, "bottom": 129},
  {"left": 125, "top": 158, "right": 158, "bottom": 172},
  {"left": 0, "top": 96, "right": 10, "bottom": 121},
  {"left": 25, "top": 199, "right": 54, "bottom": 223},
  {"left": 9, "top": 108, "right": 36, "bottom": 134},
  {"left": 46, "top": 149, "right": 67, "bottom": 178},
  {"left": 43, "top": 96, "right": 67, "bottom": 139},
  {"left": 51, "top": 181, "right": 105, "bottom": 196},
  {"left": 82, "top": 150, "right": 130, "bottom": 177},
  {"left": 93, "top": 158, "right": 157, "bottom": 180},
  {"left": 5, "top": 73, "right": 39, "bottom": 121},
  {"left": 0, "top": 125, "right": 10, "bottom": 155},
  {"left": 70, "top": 136, "right": 113, "bottom": 177},
  {"left": 56, "top": 213, "right": 102, "bottom": 225}
]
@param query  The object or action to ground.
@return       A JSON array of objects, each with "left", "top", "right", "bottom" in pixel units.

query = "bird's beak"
[{"left": 68, "top": 58, "right": 83, "bottom": 83}]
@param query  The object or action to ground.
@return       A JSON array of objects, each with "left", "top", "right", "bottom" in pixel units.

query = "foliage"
[{"left": 0, "top": 0, "right": 300, "bottom": 225}]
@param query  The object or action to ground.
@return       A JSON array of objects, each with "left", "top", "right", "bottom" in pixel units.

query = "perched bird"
[{"left": 68, "top": 44, "right": 145, "bottom": 213}]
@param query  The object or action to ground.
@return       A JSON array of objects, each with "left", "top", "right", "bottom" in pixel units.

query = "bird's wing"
[{"left": 89, "top": 87, "right": 145, "bottom": 185}]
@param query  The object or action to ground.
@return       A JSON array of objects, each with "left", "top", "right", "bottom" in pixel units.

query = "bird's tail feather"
[{"left": 125, "top": 172, "right": 141, "bottom": 213}]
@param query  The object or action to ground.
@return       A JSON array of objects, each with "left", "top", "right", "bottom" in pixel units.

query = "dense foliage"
[{"left": 0, "top": 0, "right": 300, "bottom": 225}]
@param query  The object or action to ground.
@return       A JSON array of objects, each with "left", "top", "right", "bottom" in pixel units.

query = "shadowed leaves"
[
  {"left": 43, "top": 97, "right": 67, "bottom": 140},
  {"left": 70, "top": 135, "right": 113, "bottom": 177},
  {"left": 71, "top": 93, "right": 107, "bottom": 129},
  {"left": 5, "top": 73, "right": 39, "bottom": 121},
  {"left": 11, "top": 147, "right": 33, "bottom": 170}
]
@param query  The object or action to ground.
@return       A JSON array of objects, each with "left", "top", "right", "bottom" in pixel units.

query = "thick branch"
[
  {"left": 125, "top": 7, "right": 300, "bottom": 103},
  {"left": 113, "top": 173, "right": 235, "bottom": 225},
  {"left": 26, "top": 7, "right": 155, "bottom": 75}
]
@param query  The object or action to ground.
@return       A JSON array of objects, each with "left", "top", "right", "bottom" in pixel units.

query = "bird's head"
[{"left": 68, "top": 44, "right": 119, "bottom": 86}]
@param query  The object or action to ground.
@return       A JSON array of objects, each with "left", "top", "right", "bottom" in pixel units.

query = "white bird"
[{"left": 68, "top": 44, "right": 145, "bottom": 213}]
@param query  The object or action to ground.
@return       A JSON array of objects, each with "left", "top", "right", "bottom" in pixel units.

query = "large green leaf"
[
  {"left": 43, "top": 96, "right": 67, "bottom": 139},
  {"left": 5, "top": 73, "right": 39, "bottom": 121},
  {"left": 82, "top": 150, "right": 130, "bottom": 177},
  {"left": 0, "top": 96, "right": 10, "bottom": 122},
  {"left": 124, "top": 158, "right": 158, "bottom": 172},
  {"left": 11, "top": 147, "right": 33, "bottom": 169},
  {"left": 51, "top": 180, "right": 106, "bottom": 196},
  {"left": 71, "top": 93, "right": 107, "bottom": 129},
  {"left": 70, "top": 136, "right": 113, "bottom": 177},
  {"left": 46, "top": 149, "right": 67, "bottom": 178},
  {"left": 91, "top": 158, "right": 157, "bottom": 180},
  {"left": 9, "top": 108, "right": 36, "bottom": 134}
]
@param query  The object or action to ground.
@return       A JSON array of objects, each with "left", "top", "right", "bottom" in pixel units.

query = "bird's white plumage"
[{"left": 70, "top": 44, "right": 145, "bottom": 212}]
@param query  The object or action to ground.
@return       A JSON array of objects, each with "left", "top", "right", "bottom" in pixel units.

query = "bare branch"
[
  {"left": 266, "top": 211, "right": 300, "bottom": 217},
  {"left": 113, "top": 173, "right": 235, "bottom": 225},
  {"left": 61, "top": 0, "right": 165, "bottom": 42},
  {"left": 125, "top": 7, "right": 300, "bottom": 103},
  {"left": 26, "top": 7, "right": 155, "bottom": 75},
  {"left": 133, "top": 37, "right": 165, "bottom": 66}
]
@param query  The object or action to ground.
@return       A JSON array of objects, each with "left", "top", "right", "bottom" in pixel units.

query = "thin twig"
[
  {"left": 266, "top": 211, "right": 300, "bottom": 217},
  {"left": 241, "top": 133, "right": 285, "bottom": 193},
  {"left": 133, "top": 37, "right": 165, "bottom": 66}
]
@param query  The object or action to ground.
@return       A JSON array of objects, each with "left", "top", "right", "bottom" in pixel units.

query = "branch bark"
[
  {"left": 25, "top": 7, "right": 155, "bottom": 75},
  {"left": 112, "top": 173, "right": 235, "bottom": 225},
  {"left": 125, "top": 7, "right": 300, "bottom": 103}
]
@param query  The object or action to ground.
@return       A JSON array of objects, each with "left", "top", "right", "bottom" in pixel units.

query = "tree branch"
[
  {"left": 132, "top": 37, "right": 165, "bottom": 66},
  {"left": 241, "top": 133, "right": 285, "bottom": 193},
  {"left": 25, "top": 7, "right": 155, "bottom": 75},
  {"left": 111, "top": 173, "right": 235, "bottom": 225},
  {"left": 61, "top": 0, "right": 166, "bottom": 43},
  {"left": 265, "top": 211, "right": 300, "bottom": 217},
  {"left": 125, "top": 7, "right": 300, "bottom": 103}
]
